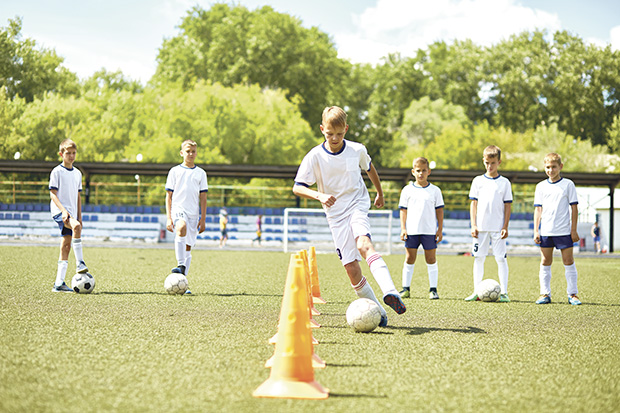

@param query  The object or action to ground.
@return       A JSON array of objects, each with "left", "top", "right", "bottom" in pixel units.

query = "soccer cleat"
[
  {"left": 429, "top": 291, "right": 439, "bottom": 300},
  {"left": 52, "top": 282, "right": 73, "bottom": 293},
  {"left": 379, "top": 314, "right": 388, "bottom": 327},
  {"left": 464, "top": 293, "right": 479, "bottom": 301},
  {"left": 184, "top": 289, "right": 192, "bottom": 295},
  {"left": 76, "top": 261, "right": 88, "bottom": 274},
  {"left": 535, "top": 294, "right": 551, "bottom": 304},
  {"left": 568, "top": 295, "right": 582, "bottom": 305},
  {"left": 499, "top": 294, "right": 510, "bottom": 303},
  {"left": 383, "top": 293, "right": 406, "bottom": 314},
  {"left": 171, "top": 265, "right": 186, "bottom": 275},
  {"left": 399, "top": 288, "right": 410, "bottom": 298}
]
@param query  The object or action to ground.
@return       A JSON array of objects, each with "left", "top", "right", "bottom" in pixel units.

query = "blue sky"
[{"left": 1, "top": 0, "right": 619, "bottom": 84}]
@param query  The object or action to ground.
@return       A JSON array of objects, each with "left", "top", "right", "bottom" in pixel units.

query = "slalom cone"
[
  {"left": 253, "top": 255, "right": 329, "bottom": 399},
  {"left": 309, "top": 246, "right": 326, "bottom": 304},
  {"left": 299, "top": 250, "right": 321, "bottom": 317}
]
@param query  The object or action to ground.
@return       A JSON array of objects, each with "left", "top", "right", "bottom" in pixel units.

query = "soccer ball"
[
  {"left": 346, "top": 298, "right": 382, "bottom": 333},
  {"left": 72, "top": 272, "right": 95, "bottom": 294},
  {"left": 164, "top": 273, "right": 189, "bottom": 295},
  {"left": 476, "top": 279, "right": 501, "bottom": 302}
]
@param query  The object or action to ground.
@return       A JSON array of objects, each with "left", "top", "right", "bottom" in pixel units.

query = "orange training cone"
[
  {"left": 299, "top": 250, "right": 321, "bottom": 317},
  {"left": 253, "top": 255, "right": 329, "bottom": 399},
  {"left": 309, "top": 246, "right": 326, "bottom": 304}
]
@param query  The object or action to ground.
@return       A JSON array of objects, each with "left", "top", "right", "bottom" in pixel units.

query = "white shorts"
[
  {"left": 328, "top": 208, "right": 371, "bottom": 266},
  {"left": 173, "top": 209, "right": 198, "bottom": 247},
  {"left": 472, "top": 231, "right": 506, "bottom": 258}
]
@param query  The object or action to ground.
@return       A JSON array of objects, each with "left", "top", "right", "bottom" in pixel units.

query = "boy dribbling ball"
[{"left": 533, "top": 153, "right": 581, "bottom": 305}]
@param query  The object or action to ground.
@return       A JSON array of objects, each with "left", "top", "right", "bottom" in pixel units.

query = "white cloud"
[
  {"left": 611, "top": 25, "right": 620, "bottom": 51},
  {"left": 338, "top": 0, "right": 562, "bottom": 63}
]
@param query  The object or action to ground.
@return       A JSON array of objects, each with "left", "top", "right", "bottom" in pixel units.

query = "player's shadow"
[
  {"left": 97, "top": 291, "right": 169, "bottom": 295},
  {"left": 330, "top": 393, "right": 388, "bottom": 399},
  {"left": 326, "top": 363, "right": 368, "bottom": 368},
  {"left": 204, "top": 292, "right": 282, "bottom": 298},
  {"left": 387, "top": 325, "right": 487, "bottom": 335}
]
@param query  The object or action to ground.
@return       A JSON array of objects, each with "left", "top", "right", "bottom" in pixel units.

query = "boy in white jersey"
[
  {"left": 533, "top": 153, "right": 581, "bottom": 305},
  {"left": 165, "top": 140, "right": 208, "bottom": 292},
  {"left": 293, "top": 106, "right": 406, "bottom": 325},
  {"left": 398, "top": 157, "right": 444, "bottom": 300},
  {"left": 466, "top": 145, "right": 512, "bottom": 302},
  {"left": 49, "top": 139, "right": 89, "bottom": 292}
]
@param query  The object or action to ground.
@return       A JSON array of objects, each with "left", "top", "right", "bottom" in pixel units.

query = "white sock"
[
  {"left": 55, "top": 260, "right": 68, "bottom": 286},
  {"left": 184, "top": 253, "right": 192, "bottom": 276},
  {"left": 473, "top": 256, "right": 485, "bottom": 288},
  {"left": 495, "top": 256, "right": 509, "bottom": 294},
  {"left": 564, "top": 263, "right": 578, "bottom": 296},
  {"left": 402, "top": 263, "right": 414, "bottom": 288},
  {"left": 539, "top": 265, "right": 552, "bottom": 295},
  {"left": 175, "top": 235, "right": 187, "bottom": 266},
  {"left": 72, "top": 238, "right": 84, "bottom": 263},
  {"left": 366, "top": 253, "right": 398, "bottom": 296},
  {"left": 427, "top": 262, "right": 438, "bottom": 290},
  {"left": 352, "top": 276, "right": 386, "bottom": 317}
]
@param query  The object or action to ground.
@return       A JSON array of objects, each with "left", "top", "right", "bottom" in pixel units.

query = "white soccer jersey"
[
  {"left": 165, "top": 164, "right": 208, "bottom": 219},
  {"left": 469, "top": 174, "right": 513, "bottom": 232},
  {"left": 534, "top": 177, "right": 578, "bottom": 236},
  {"left": 399, "top": 182, "right": 444, "bottom": 235},
  {"left": 49, "top": 164, "right": 82, "bottom": 218},
  {"left": 294, "top": 140, "right": 372, "bottom": 220}
]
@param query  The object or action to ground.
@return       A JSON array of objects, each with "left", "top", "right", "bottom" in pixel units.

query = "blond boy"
[
  {"left": 398, "top": 157, "right": 444, "bottom": 299},
  {"left": 293, "top": 106, "right": 406, "bottom": 326},
  {"left": 165, "top": 140, "right": 208, "bottom": 292},
  {"left": 49, "top": 139, "right": 88, "bottom": 292},
  {"left": 466, "top": 145, "right": 512, "bottom": 302},
  {"left": 533, "top": 153, "right": 581, "bottom": 305}
]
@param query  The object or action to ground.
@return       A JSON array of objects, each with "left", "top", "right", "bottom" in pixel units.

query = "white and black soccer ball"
[
  {"left": 346, "top": 298, "right": 382, "bottom": 333},
  {"left": 164, "top": 273, "right": 189, "bottom": 295},
  {"left": 72, "top": 272, "right": 96, "bottom": 294},
  {"left": 476, "top": 279, "right": 501, "bottom": 302}
]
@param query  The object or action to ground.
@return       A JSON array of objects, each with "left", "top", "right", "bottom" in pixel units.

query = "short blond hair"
[
  {"left": 59, "top": 139, "right": 77, "bottom": 154},
  {"left": 181, "top": 139, "right": 197, "bottom": 148},
  {"left": 412, "top": 157, "right": 429, "bottom": 169},
  {"left": 322, "top": 106, "right": 347, "bottom": 129},
  {"left": 544, "top": 152, "right": 562, "bottom": 166},
  {"left": 483, "top": 145, "right": 501, "bottom": 160}
]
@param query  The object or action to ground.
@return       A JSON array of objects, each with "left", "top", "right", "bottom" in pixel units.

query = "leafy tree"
[{"left": 0, "top": 17, "right": 79, "bottom": 102}]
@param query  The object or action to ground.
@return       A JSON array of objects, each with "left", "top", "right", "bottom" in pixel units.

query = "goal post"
[{"left": 283, "top": 208, "right": 395, "bottom": 255}]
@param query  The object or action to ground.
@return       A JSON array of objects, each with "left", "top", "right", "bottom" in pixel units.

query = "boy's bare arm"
[
  {"left": 501, "top": 202, "right": 511, "bottom": 239},
  {"left": 365, "top": 164, "right": 384, "bottom": 208},
  {"left": 436, "top": 207, "right": 444, "bottom": 242},
  {"left": 399, "top": 208, "right": 407, "bottom": 241},
  {"left": 470, "top": 199, "right": 478, "bottom": 238},
  {"left": 199, "top": 192, "right": 207, "bottom": 233},
  {"left": 533, "top": 206, "right": 542, "bottom": 244},
  {"left": 570, "top": 204, "right": 580, "bottom": 242},
  {"left": 292, "top": 184, "right": 336, "bottom": 207},
  {"left": 77, "top": 192, "right": 82, "bottom": 222},
  {"left": 50, "top": 189, "right": 69, "bottom": 221},
  {"left": 165, "top": 191, "right": 174, "bottom": 232}
]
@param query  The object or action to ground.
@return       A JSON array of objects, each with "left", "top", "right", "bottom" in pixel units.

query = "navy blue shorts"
[
  {"left": 539, "top": 235, "right": 573, "bottom": 250},
  {"left": 404, "top": 234, "right": 437, "bottom": 250},
  {"left": 53, "top": 213, "right": 73, "bottom": 236}
]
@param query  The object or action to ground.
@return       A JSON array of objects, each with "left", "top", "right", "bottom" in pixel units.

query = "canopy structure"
[{"left": 2, "top": 160, "right": 619, "bottom": 251}]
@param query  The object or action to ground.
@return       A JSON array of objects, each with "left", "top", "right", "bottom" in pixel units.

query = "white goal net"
[{"left": 282, "top": 208, "right": 396, "bottom": 255}]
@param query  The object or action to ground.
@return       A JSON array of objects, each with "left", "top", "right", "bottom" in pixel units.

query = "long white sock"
[
  {"left": 402, "top": 263, "right": 414, "bottom": 288},
  {"left": 55, "top": 260, "right": 68, "bottom": 286},
  {"left": 72, "top": 238, "right": 84, "bottom": 263},
  {"left": 473, "top": 256, "right": 485, "bottom": 288},
  {"left": 495, "top": 256, "right": 509, "bottom": 294},
  {"left": 564, "top": 263, "right": 578, "bottom": 296},
  {"left": 366, "top": 253, "right": 398, "bottom": 296},
  {"left": 352, "top": 276, "right": 386, "bottom": 316},
  {"left": 539, "top": 264, "right": 552, "bottom": 295},
  {"left": 175, "top": 235, "right": 187, "bottom": 266},
  {"left": 184, "top": 253, "right": 192, "bottom": 276},
  {"left": 427, "top": 263, "right": 438, "bottom": 290}
]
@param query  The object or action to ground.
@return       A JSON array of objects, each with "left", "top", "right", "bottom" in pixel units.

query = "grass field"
[{"left": 1, "top": 245, "right": 619, "bottom": 412}]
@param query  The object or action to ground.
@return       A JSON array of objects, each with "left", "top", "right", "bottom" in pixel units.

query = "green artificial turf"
[{"left": 0, "top": 246, "right": 618, "bottom": 412}]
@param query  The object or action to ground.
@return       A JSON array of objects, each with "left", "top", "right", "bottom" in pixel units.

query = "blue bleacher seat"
[
  {"left": 265, "top": 217, "right": 272, "bottom": 224},
  {"left": 124, "top": 216, "right": 132, "bottom": 222},
  {"left": 34, "top": 204, "right": 43, "bottom": 212},
  {"left": 204, "top": 235, "right": 211, "bottom": 240},
  {"left": 266, "top": 236, "right": 273, "bottom": 241},
  {"left": 5, "top": 213, "right": 12, "bottom": 219},
  {"left": 101, "top": 205, "right": 110, "bottom": 213},
  {"left": 230, "top": 236, "right": 237, "bottom": 240},
  {"left": 265, "top": 208, "right": 273, "bottom": 216},
  {"left": 291, "top": 218, "right": 299, "bottom": 225},
  {"left": 246, "top": 208, "right": 256, "bottom": 215},
  {"left": 83, "top": 204, "right": 93, "bottom": 213},
  {"left": 83, "top": 215, "right": 90, "bottom": 221},
  {"left": 13, "top": 213, "right": 21, "bottom": 220},
  {"left": 230, "top": 217, "right": 238, "bottom": 224},
  {"left": 127, "top": 206, "right": 136, "bottom": 213},
  {"left": 207, "top": 207, "right": 217, "bottom": 215},
  {"left": 25, "top": 204, "right": 34, "bottom": 212},
  {"left": 0, "top": 204, "right": 7, "bottom": 211},
  {"left": 150, "top": 216, "right": 158, "bottom": 223},
  {"left": 275, "top": 237, "right": 283, "bottom": 242},
  {"left": 16, "top": 204, "right": 26, "bottom": 211},
  {"left": 91, "top": 215, "right": 98, "bottom": 222},
  {"left": 136, "top": 206, "right": 144, "bottom": 214},
  {"left": 116, "top": 216, "right": 124, "bottom": 222},
  {"left": 93, "top": 205, "right": 102, "bottom": 213},
  {"left": 140, "top": 216, "right": 149, "bottom": 223},
  {"left": 119, "top": 206, "right": 127, "bottom": 213},
  {"left": 144, "top": 206, "right": 153, "bottom": 214},
  {"left": 22, "top": 213, "right": 30, "bottom": 220},
  {"left": 111, "top": 206, "right": 119, "bottom": 213},
  {"left": 300, "top": 218, "right": 307, "bottom": 225},
  {"left": 214, "top": 217, "right": 220, "bottom": 223},
  {"left": 301, "top": 237, "right": 308, "bottom": 242},
  {"left": 206, "top": 216, "right": 212, "bottom": 223},
  {"left": 265, "top": 228, "right": 273, "bottom": 233},
  {"left": 134, "top": 216, "right": 142, "bottom": 222},
  {"left": 0, "top": 213, "right": 3, "bottom": 219},
  {"left": 8, "top": 204, "right": 16, "bottom": 211},
  {"left": 274, "top": 218, "right": 282, "bottom": 225}
]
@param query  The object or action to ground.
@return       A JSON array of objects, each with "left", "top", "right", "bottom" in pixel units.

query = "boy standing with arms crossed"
[
  {"left": 466, "top": 145, "right": 512, "bottom": 302},
  {"left": 533, "top": 153, "right": 581, "bottom": 305},
  {"left": 49, "top": 139, "right": 89, "bottom": 292},
  {"left": 165, "top": 140, "right": 208, "bottom": 290},
  {"left": 293, "top": 106, "right": 406, "bottom": 326},
  {"left": 398, "top": 157, "right": 444, "bottom": 299}
]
